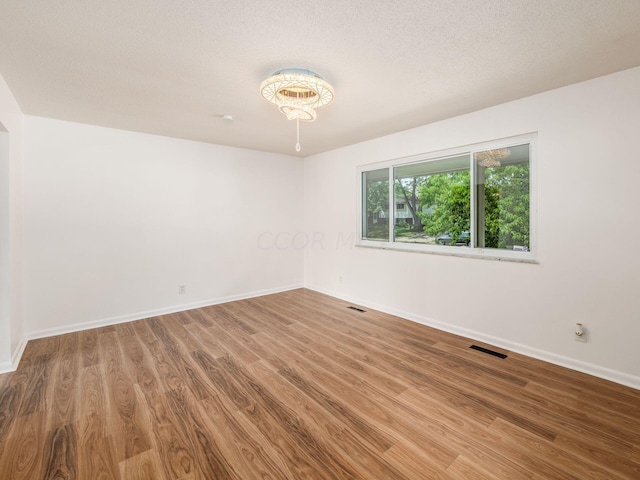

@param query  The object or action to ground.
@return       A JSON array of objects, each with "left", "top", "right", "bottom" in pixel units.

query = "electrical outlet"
[
  {"left": 178, "top": 285, "right": 186, "bottom": 295},
  {"left": 575, "top": 333, "right": 587, "bottom": 342},
  {"left": 574, "top": 323, "right": 587, "bottom": 342}
]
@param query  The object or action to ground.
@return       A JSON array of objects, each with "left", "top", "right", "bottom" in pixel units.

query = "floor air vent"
[
  {"left": 347, "top": 306, "right": 366, "bottom": 313},
  {"left": 469, "top": 345, "right": 507, "bottom": 359}
]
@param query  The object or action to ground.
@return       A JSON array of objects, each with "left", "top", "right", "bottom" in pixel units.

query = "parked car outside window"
[{"left": 436, "top": 231, "right": 470, "bottom": 246}]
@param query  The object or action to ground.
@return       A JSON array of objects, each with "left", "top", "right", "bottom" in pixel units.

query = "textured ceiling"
[{"left": 1, "top": 1, "right": 640, "bottom": 157}]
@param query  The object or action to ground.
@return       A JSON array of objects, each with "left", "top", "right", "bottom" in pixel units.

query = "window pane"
[
  {"left": 362, "top": 168, "right": 389, "bottom": 241},
  {"left": 475, "top": 144, "right": 530, "bottom": 251},
  {"left": 394, "top": 155, "right": 470, "bottom": 246}
]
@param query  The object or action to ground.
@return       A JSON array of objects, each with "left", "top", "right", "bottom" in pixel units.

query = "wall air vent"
[{"left": 469, "top": 345, "right": 507, "bottom": 359}]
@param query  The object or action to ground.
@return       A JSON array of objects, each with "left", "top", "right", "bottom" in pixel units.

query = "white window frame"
[{"left": 356, "top": 133, "right": 537, "bottom": 263}]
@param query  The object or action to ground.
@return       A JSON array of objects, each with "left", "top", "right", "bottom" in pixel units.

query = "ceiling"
[{"left": 1, "top": 1, "right": 640, "bottom": 157}]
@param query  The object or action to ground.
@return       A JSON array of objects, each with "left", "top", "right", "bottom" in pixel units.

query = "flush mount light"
[{"left": 260, "top": 68, "right": 334, "bottom": 152}]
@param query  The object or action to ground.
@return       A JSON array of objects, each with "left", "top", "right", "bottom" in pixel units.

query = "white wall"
[
  {"left": 0, "top": 127, "right": 10, "bottom": 367},
  {"left": 8, "top": 67, "right": 640, "bottom": 389},
  {"left": 0, "top": 73, "right": 25, "bottom": 372},
  {"left": 304, "top": 67, "right": 640, "bottom": 388},
  {"left": 23, "top": 117, "right": 304, "bottom": 336}
]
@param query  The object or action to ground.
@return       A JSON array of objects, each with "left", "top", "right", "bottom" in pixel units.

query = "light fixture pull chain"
[{"left": 295, "top": 117, "right": 301, "bottom": 152}]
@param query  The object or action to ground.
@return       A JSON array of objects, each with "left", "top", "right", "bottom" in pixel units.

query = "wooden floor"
[{"left": 0, "top": 289, "right": 639, "bottom": 479}]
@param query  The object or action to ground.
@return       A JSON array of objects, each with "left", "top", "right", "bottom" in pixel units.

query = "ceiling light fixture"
[
  {"left": 475, "top": 148, "right": 512, "bottom": 168},
  {"left": 260, "top": 68, "right": 334, "bottom": 152}
]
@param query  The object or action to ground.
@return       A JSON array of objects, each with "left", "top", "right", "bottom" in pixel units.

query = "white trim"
[
  {"left": 304, "top": 284, "right": 640, "bottom": 391},
  {"left": 355, "top": 244, "right": 539, "bottom": 264},
  {"left": 388, "top": 168, "right": 394, "bottom": 242},
  {"left": 0, "top": 336, "right": 28, "bottom": 374},
  {"left": 3, "top": 284, "right": 303, "bottom": 372},
  {"left": 10, "top": 284, "right": 302, "bottom": 363},
  {"left": 5, "top": 282, "right": 638, "bottom": 391},
  {"left": 11, "top": 337, "right": 28, "bottom": 368}
]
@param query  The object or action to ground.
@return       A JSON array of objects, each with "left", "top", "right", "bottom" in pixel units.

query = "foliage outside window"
[
  {"left": 362, "top": 168, "right": 389, "bottom": 242},
  {"left": 475, "top": 145, "right": 530, "bottom": 250},
  {"left": 359, "top": 139, "right": 533, "bottom": 259}
]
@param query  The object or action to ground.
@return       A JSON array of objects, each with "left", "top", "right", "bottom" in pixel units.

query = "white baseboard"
[
  {"left": 0, "top": 361, "right": 12, "bottom": 374},
  {"left": 11, "top": 336, "right": 28, "bottom": 369},
  {"left": 6, "top": 282, "right": 639, "bottom": 391},
  {"left": 7, "top": 283, "right": 303, "bottom": 370},
  {"left": 305, "top": 284, "right": 640, "bottom": 391},
  {"left": 0, "top": 336, "right": 29, "bottom": 374}
]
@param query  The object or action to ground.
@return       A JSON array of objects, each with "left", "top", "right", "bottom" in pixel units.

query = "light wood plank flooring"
[{"left": 0, "top": 288, "right": 639, "bottom": 479}]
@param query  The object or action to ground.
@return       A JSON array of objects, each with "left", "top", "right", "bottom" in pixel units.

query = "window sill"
[{"left": 355, "top": 243, "right": 539, "bottom": 264}]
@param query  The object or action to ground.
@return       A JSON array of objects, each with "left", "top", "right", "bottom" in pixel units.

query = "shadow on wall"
[{"left": 0, "top": 125, "right": 10, "bottom": 366}]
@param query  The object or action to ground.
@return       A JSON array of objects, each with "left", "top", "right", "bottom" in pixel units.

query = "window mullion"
[
  {"left": 470, "top": 153, "right": 476, "bottom": 249},
  {"left": 389, "top": 168, "right": 394, "bottom": 242},
  {"left": 476, "top": 160, "right": 487, "bottom": 248}
]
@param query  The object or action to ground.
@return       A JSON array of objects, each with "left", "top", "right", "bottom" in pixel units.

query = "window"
[
  {"left": 394, "top": 154, "right": 470, "bottom": 245},
  {"left": 475, "top": 144, "right": 530, "bottom": 251},
  {"left": 358, "top": 135, "right": 535, "bottom": 260},
  {"left": 362, "top": 168, "right": 389, "bottom": 241}
]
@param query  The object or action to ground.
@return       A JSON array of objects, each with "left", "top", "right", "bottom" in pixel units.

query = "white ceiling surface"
[{"left": 1, "top": 1, "right": 640, "bottom": 157}]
